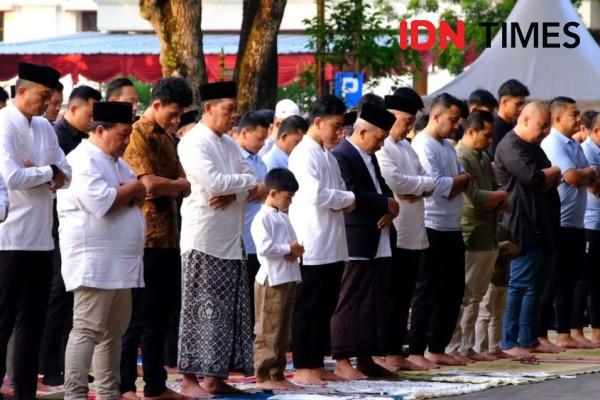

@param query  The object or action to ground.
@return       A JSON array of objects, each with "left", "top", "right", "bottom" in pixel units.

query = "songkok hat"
[
  {"left": 179, "top": 110, "right": 199, "bottom": 129},
  {"left": 275, "top": 99, "right": 300, "bottom": 119},
  {"left": 93, "top": 102, "right": 133, "bottom": 124},
  {"left": 384, "top": 95, "right": 421, "bottom": 115},
  {"left": 392, "top": 87, "right": 425, "bottom": 110},
  {"left": 343, "top": 111, "right": 357, "bottom": 126},
  {"left": 18, "top": 62, "right": 60, "bottom": 89},
  {"left": 199, "top": 81, "right": 237, "bottom": 101},
  {"left": 359, "top": 103, "right": 395, "bottom": 132}
]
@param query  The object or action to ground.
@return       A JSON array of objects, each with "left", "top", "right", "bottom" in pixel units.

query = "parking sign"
[{"left": 334, "top": 72, "right": 363, "bottom": 108}]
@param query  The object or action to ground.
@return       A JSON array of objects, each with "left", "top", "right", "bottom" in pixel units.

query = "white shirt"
[
  {"left": 178, "top": 122, "right": 258, "bottom": 260},
  {"left": 57, "top": 140, "right": 146, "bottom": 291},
  {"left": 377, "top": 136, "right": 436, "bottom": 250},
  {"left": 252, "top": 205, "right": 302, "bottom": 286},
  {"left": 288, "top": 135, "right": 355, "bottom": 265},
  {"left": 412, "top": 132, "right": 464, "bottom": 231},
  {"left": 0, "top": 176, "right": 7, "bottom": 222},
  {"left": 0, "top": 102, "right": 71, "bottom": 250},
  {"left": 347, "top": 138, "right": 391, "bottom": 259}
]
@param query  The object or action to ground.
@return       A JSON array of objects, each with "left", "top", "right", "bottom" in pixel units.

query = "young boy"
[{"left": 251, "top": 168, "right": 304, "bottom": 390}]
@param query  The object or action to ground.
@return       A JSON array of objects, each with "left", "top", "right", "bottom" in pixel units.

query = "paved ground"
[{"left": 438, "top": 372, "right": 600, "bottom": 399}]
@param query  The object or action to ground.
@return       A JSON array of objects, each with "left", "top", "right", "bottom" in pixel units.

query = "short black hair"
[
  {"left": 581, "top": 110, "right": 599, "bottom": 129},
  {"left": 151, "top": 77, "right": 193, "bottom": 108},
  {"left": 256, "top": 109, "right": 275, "bottom": 125},
  {"left": 54, "top": 81, "right": 64, "bottom": 92},
  {"left": 0, "top": 87, "right": 8, "bottom": 102},
  {"left": 465, "top": 110, "right": 495, "bottom": 131},
  {"left": 414, "top": 112, "right": 429, "bottom": 133},
  {"left": 468, "top": 89, "right": 498, "bottom": 109},
  {"left": 106, "top": 77, "right": 134, "bottom": 100},
  {"left": 430, "top": 93, "right": 464, "bottom": 112},
  {"left": 357, "top": 93, "right": 385, "bottom": 112},
  {"left": 265, "top": 168, "right": 299, "bottom": 192},
  {"left": 278, "top": 115, "right": 308, "bottom": 139},
  {"left": 68, "top": 85, "right": 102, "bottom": 104},
  {"left": 308, "top": 95, "right": 346, "bottom": 125},
  {"left": 460, "top": 100, "right": 470, "bottom": 119},
  {"left": 239, "top": 111, "right": 271, "bottom": 131},
  {"left": 549, "top": 96, "right": 577, "bottom": 116},
  {"left": 497, "top": 79, "right": 529, "bottom": 99}
]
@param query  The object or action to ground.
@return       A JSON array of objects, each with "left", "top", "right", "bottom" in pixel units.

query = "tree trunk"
[
  {"left": 236, "top": 0, "right": 287, "bottom": 113},
  {"left": 140, "top": 0, "right": 206, "bottom": 106}
]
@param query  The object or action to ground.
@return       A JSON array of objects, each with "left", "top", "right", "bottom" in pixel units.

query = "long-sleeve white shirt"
[
  {"left": 178, "top": 122, "right": 258, "bottom": 260},
  {"left": 412, "top": 132, "right": 464, "bottom": 232},
  {"left": 0, "top": 175, "right": 7, "bottom": 222},
  {"left": 377, "top": 136, "right": 436, "bottom": 250},
  {"left": 288, "top": 135, "right": 355, "bottom": 265},
  {"left": 0, "top": 102, "right": 71, "bottom": 250},
  {"left": 251, "top": 204, "right": 302, "bottom": 286},
  {"left": 57, "top": 140, "right": 146, "bottom": 291}
]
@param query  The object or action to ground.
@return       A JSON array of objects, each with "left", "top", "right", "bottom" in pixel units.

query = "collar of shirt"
[
  {"left": 584, "top": 137, "right": 600, "bottom": 155},
  {"left": 82, "top": 139, "right": 120, "bottom": 163},
  {"left": 550, "top": 127, "right": 575, "bottom": 145},
  {"left": 59, "top": 118, "right": 87, "bottom": 140},
  {"left": 346, "top": 137, "right": 373, "bottom": 164},
  {"left": 6, "top": 101, "right": 31, "bottom": 127},
  {"left": 239, "top": 146, "right": 258, "bottom": 161},
  {"left": 457, "top": 140, "right": 485, "bottom": 160},
  {"left": 137, "top": 115, "right": 166, "bottom": 136}
]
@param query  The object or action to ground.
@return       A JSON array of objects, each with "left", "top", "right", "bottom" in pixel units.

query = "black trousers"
[
  {"left": 164, "top": 258, "right": 182, "bottom": 368},
  {"left": 292, "top": 262, "right": 344, "bottom": 369},
  {"left": 246, "top": 254, "right": 261, "bottom": 328},
  {"left": 0, "top": 250, "right": 53, "bottom": 400},
  {"left": 537, "top": 227, "right": 585, "bottom": 335},
  {"left": 120, "top": 248, "right": 180, "bottom": 397},
  {"left": 389, "top": 247, "right": 423, "bottom": 355},
  {"left": 572, "top": 229, "right": 600, "bottom": 329},
  {"left": 408, "top": 229, "right": 465, "bottom": 355},
  {"left": 39, "top": 237, "right": 73, "bottom": 384}
]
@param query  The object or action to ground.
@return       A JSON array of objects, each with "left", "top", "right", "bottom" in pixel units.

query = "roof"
[
  {"left": 430, "top": 0, "right": 600, "bottom": 102},
  {"left": 0, "top": 31, "right": 313, "bottom": 55}
]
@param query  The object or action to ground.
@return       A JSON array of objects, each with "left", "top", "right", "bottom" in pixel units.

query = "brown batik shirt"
[{"left": 124, "top": 115, "right": 185, "bottom": 249}]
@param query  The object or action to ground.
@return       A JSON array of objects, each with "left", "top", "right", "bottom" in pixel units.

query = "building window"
[{"left": 80, "top": 11, "right": 97, "bottom": 32}]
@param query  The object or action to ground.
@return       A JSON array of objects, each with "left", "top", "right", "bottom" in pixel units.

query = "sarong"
[{"left": 177, "top": 250, "right": 253, "bottom": 377}]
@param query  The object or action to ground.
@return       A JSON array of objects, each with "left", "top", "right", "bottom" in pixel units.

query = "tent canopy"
[{"left": 430, "top": 0, "right": 600, "bottom": 103}]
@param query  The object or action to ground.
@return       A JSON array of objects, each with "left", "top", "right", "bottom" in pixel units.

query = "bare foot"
[
  {"left": 526, "top": 342, "right": 562, "bottom": 354},
  {"left": 407, "top": 354, "right": 438, "bottom": 370},
  {"left": 468, "top": 352, "right": 498, "bottom": 362},
  {"left": 448, "top": 352, "right": 475, "bottom": 364},
  {"left": 120, "top": 391, "right": 139, "bottom": 400},
  {"left": 374, "top": 355, "right": 427, "bottom": 372},
  {"left": 503, "top": 347, "right": 533, "bottom": 358},
  {"left": 572, "top": 335, "right": 597, "bottom": 349},
  {"left": 256, "top": 380, "right": 295, "bottom": 391},
  {"left": 554, "top": 334, "right": 588, "bottom": 349},
  {"left": 291, "top": 369, "right": 326, "bottom": 387},
  {"left": 427, "top": 352, "right": 466, "bottom": 366},
  {"left": 180, "top": 374, "right": 211, "bottom": 399},
  {"left": 334, "top": 359, "right": 367, "bottom": 381},
  {"left": 317, "top": 367, "right": 347, "bottom": 382},
  {"left": 144, "top": 388, "right": 188, "bottom": 400},
  {"left": 356, "top": 356, "right": 397, "bottom": 378},
  {"left": 200, "top": 377, "right": 245, "bottom": 395},
  {"left": 538, "top": 337, "right": 566, "bottom": 352},
  {"left": 489, "top": 351, "right": 512, "bottom": 359}
]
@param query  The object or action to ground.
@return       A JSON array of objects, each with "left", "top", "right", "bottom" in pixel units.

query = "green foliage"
[
  {"left": 277, "top": 67, "right": 317, "bottom": 113},
  {"left": 303, "top": 0, "right": 421, "bottom": 80},
  {"left": 130, "top": 76, "right": 152, "bottom": 109},
  {"left": 405, "top": 0, "right": 586, "bottom": 74}
]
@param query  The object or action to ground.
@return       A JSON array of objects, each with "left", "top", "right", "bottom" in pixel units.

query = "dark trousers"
[
  {"left": 409, "top": 229, "right": 465, "bottom": 355},
  {"left": 0, "top": 250, "right": 53, "bottom": 400},
  {"left": 39, "top": 237, "right": 73, "bottom": 384},
  {"left": 572, "top": 229, "right": 600, "bottom": 329},
  {"left": 246, "top": 254, "right": 261, "bottom": 328},
  {"left": 537, "top": 227, "right": 585, "bottom": 335},
  {"left": 292, "top": 262, "right": 344, "bottom": 369},
  {"left": 120, "top": 248, "right": 179, "bottom": 397},
  {"left": 164, "top": 259, "right": 182, "bottom": 368},
  {"left": 389, "top": 247, "right": 422, "bottom": 355}
]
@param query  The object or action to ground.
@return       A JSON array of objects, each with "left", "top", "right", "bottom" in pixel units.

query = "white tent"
[{"left": 429, "top": 0, "right": 600, "bottom": 107}]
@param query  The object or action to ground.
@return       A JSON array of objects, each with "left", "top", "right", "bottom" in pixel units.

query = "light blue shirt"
[
  {"left": 262, "top": 144, "right": 289, "bottom": 171},
  {"left": 541, "top": 129, "right": 589, "bottom": 229},
  {"left": 582, "top": 138, "right": 600, "bottom": 231},
  {"left": 239, "top": 146, "right": 267, "bottom": 254},
  {"left": 411, "top": 132, "right": 464, "bottom": 231}
]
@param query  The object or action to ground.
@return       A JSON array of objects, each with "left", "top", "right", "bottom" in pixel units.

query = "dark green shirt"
[{"left": 456, "top": 141, "right": 498, "bottom": 250}]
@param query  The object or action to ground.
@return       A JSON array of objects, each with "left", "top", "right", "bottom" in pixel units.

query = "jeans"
[{"left": 501, "top": 247, "right": 542, "bottom": 349}]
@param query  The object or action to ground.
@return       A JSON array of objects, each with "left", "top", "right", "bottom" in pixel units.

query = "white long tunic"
[
  {"left": 0, "top": 176, "right": 7, "bottom": 222},
  {"left": 0, "top": 102, "right": 71, "bottom": 250},
  {"left": 178, "top": 122, "right": 258, "bottom": 260},
  {"left": 57, "top": 140, "right": 146, "bottom": 291},
  {"left": 288, "top": 135, "right": 355, "bottom": 266},
  {"left": 376, "top": 136, "right": 436, "bottom": 250}
]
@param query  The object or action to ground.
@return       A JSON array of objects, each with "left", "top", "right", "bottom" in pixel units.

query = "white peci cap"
[{"left": 275, "top": 99, "right": 300, "bottom": 119}]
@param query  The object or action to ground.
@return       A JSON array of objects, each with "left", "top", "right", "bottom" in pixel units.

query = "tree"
[
  {"left": 304, "top": 0, "right": 421, "bottom": 88},
  {"left": 235, "top": 0, "right": 287, "bottom": 113},
  {"left": 140, "top": 0, "right": 207, "bottom": 105}
]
